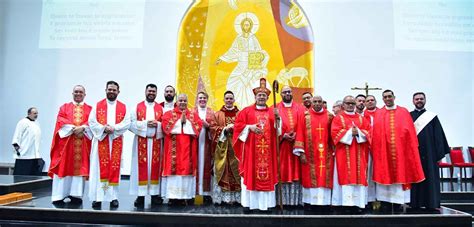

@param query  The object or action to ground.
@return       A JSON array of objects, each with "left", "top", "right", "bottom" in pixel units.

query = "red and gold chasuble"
[
  {"left": 96, "top": 99, "right": 126, "bottom": 185},
  {"left": 212, "top": 106, "right": 241, "bottom": 192},
  {"left": 136, "top": 101, "right": 163, "bottom": 186},
  {"left": 277, "top": 102, "right": 305, "bottom": 183},
  {"left": 233, "top": 105, "right": 278, "bottom": 191},
  {"left": 372, "top": 106, "right": 425, "bottom": 186},
  {"left": 331, "top": 112, "right": 371, "bottom": 186},
  {"left": 161, "top": 107, "right": 202, "bottom": 177},
  {"left": 49, "top": 102, "right": 92, "bottom": 178},
  {"left": 294, "top": 108, "right": 334, "bottom": 189}
]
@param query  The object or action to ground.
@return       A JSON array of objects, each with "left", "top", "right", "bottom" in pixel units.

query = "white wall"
[{"left": 0, "top": 0, "right": 472, "bottom": 175}]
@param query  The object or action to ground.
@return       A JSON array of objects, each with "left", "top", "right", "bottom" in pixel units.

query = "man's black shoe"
[
  {"left": 110, "top": 199, "right": 119, "bottom": 208},
  {"left": 151, "top": 195, "right": 163, "bottom": 206},
  {"left": 92, "top": 201, "right": 101, "bottom": 208},
  {"left": 134, "top": 196, "right": 145, "bottom": 207}
]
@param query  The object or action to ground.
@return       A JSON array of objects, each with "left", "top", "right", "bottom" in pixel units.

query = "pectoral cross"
[
  {"left": 316, "top": 123, "right": 324, "bottom": 139},
  {"left": 257, "top": 138, "right": 269, "bottom": 154},
  {"left": 351, "top": 82, "right": 382, "bottom": 97},
  {"left": 101, "top": 182, "right": 109, "bottom": 192}
]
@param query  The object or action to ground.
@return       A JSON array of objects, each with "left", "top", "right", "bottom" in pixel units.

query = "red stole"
[
  {"left": 277, "top": 102, "right": 303, "bottom": 182},
  {"left": 136, "top": 101, "right": 163, "bottom": 185},
  {"left": 372, "top": 106, "right": 425, "bottom": 186},
  {"left": 295, "top": 109, "right": 334, "bottom": 188},
  {"left": 331, "top": 112, "right": 371, "bottom": 186},
  {"left": 96, "top": 99, "right": 126, "bottom": 185},
  {"left": 49, "top": 102, "right": 92, "bottom": 178}
]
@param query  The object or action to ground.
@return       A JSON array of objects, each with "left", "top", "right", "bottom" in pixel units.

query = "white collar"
[
  {"left": 73, "top": 101, "right": 84, "bottom": 105},
  {"left": 107, "top": 99, "right": 116, "bottom": 105},
  {"left": 367, "top": 108, "right": 377, "bottom": 112},
  {"left": 256, "top": 105, "right": 267, "bottom": 110},
  {"left": 344, "top": 110, "right": 356, "bottom": 115},
  {"left": 415, "top": 108, "right": 425, "bottom": 111},
  {"left": 385, "top": 105, "right": 397, "bottom": 110},
  {"left": 198, "top": 107, "right": 207, "bottom": 111},
  {"left": 164, "top": 101, "right": 173, "bottom": 106},
  {"left": 311, "top": 108, "right": 324, "bottom": 113},
  {"left": 282, "top": 101, "right": 292, "bottom": 108},
  {"left": 145, "top": 101, "right": 155, "bottom": 106},
  {"left": 224, "top": 106, "right": 235, "bottom": 111}
]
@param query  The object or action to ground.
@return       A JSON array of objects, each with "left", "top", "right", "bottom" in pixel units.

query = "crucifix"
[
  {"left": 316, "top": 123, "right": 324, "bottom": 139},
  {"left": 351, "top": 82, "right": 382, "bottom": 96}
]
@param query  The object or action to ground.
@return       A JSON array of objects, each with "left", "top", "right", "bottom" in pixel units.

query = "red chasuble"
[
  {"left": 294, "top": 108, "right": 334, "bottom": 189},
  {"left": 191, "top": 107, "right": 216, "bottom": 192},
  {"left": 233, "top": 105, "right": 278, "bottom": 191},
  {"left": 136, "top": 101, "right": 163, "bottom": 185},
  {"left": 276, "top": 102, "right": 305, "bottom": 183},
  {"left": 49, "top": 102, "right": 92, "bottom": 178},
  {"left": 331, "top": 112, "right": 371, "bottom": 186},
  {"left": 364, "top": 108, "right": 379, "bottom": 125},
  {"left": 96, "top": 99, "right": 127, "bottom": 185},
  {"left": 161, "top": 107, "right": 202, "bottom": 177},
  {"left": 372, "top": 106, "right": 425, "bottom": 185}
]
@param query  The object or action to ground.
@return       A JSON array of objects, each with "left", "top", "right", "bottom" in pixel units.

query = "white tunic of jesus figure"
[{"left": 218, "top": 12, "right": 269, "bottom": 108}]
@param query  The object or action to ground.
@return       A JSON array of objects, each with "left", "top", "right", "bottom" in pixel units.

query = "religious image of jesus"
[{"left": 216, "top": 12, "right": 269, "bottom": 108}]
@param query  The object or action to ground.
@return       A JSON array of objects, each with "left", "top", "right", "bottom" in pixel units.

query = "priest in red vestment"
[
  {"left": 363, "top": 94, "right": 379, "bottom": 203},
  {"left": 294, "top": 95, "right": 334, "bottom": 207},
  {"left": 49, "top": 85, "right": 92, "bottom": 205},
  {"left": 191, "top": 91, "right": 216, "bottom": 203},
  {"left": 372, "top": 89, "right": 425, "bottom": 208},
  {"left": 276, "top": 85, "right": 305, "bottom": 206},
  {"left": 161, "top": 94, "right": 202, "bottom": 205},
  {"left": 88, "top": 81, "right": 131, "bottom": 208},
  {"left": 331, "top": 95, "right": 372, "bottom": 210},
  {"left": 233, "top": 78, "right": 280, "bottom": 211},
  {"left": 211, "top": 90, "right": 241, "bottom": 205},
  {"left": 129, "top": 84, "right": 164, "bottom": 207}
]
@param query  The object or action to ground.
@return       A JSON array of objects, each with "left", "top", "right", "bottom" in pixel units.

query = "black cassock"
[{"left": 410, "top": 109, "right": 450, "bottom": 209}]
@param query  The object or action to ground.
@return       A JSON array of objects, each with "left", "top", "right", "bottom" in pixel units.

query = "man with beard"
[
  {"left": 276, "top": 85, "right": 305, "bottom": 206},
  {"left": 302, "top": 92, "right": 312, "bottom": 110},
  {"left": 161, "top": 85, "right": 176, "bottom": 113},
  {"left": 355, "top": 94, "right": 366, "bottom": 115},
  {"left": 233, "top": 78, "right": 280, "bottom": 211},
  {"left": 191, "top": 91, "right": 216, "bottom": 204},
  {"left": 410, "top": 92, "right": 449, "bottom": 213},
  {"left": 331, "top": 96, "right": 371, "bottom": 212},
  {"left": 129, "top": 84, "right": 164, "bottom": 207},
  {"left": 161, "top": 94, "right": 202, "bottom": 205},
  {"left": 372, "top": 90, "right": 425, "bottom": 212},
  {"left": 88, "top": 81, "right": 131, "bottom": 208},
  {"left": 49, "top": 85, "right": 92, "bottom": 205},
  {"left": 294, "top": 95, "right": 334, "bottom": 210},
  {"left": 332, "top": 100, "right": 343, "bottom": 116},
  {"left": 211, "top": 91, "right": 241, "bottom": 205}
]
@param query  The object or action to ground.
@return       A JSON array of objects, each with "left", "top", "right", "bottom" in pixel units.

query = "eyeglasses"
[{"left": 344, "top": 102, "right": 356, "bottom": 105}]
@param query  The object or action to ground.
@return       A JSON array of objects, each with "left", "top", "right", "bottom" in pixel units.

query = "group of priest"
[{"left": 19, "top": 78, "right": 449, "bottom": 213}]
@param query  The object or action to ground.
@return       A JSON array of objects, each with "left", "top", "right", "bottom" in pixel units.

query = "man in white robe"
[
  {"left": 129, "top": 84, "right": 164, "bottom": 207},
  {"left": 88, "top": 81, "right": 130, "bottom": 208},
  {"left": 12, "top": 107, "right": 43, "bottom": 175}
]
